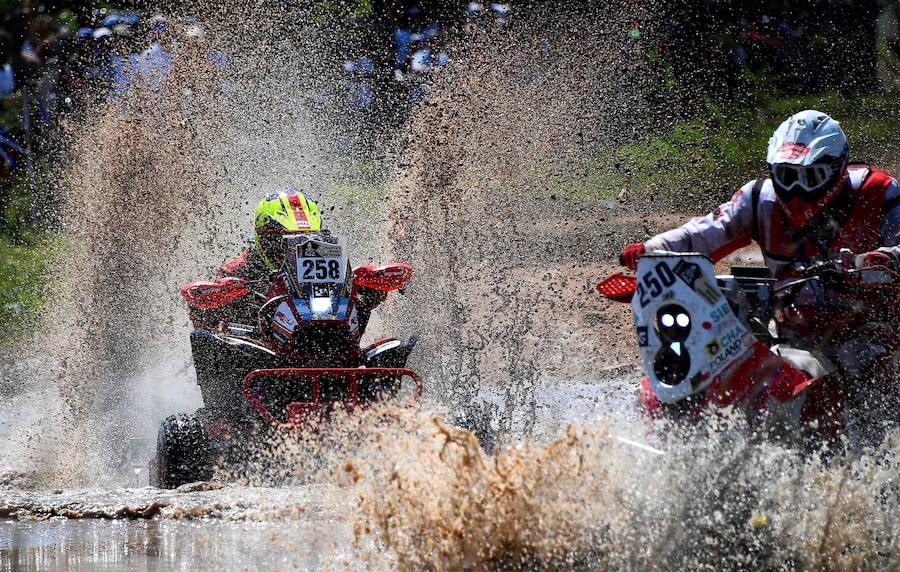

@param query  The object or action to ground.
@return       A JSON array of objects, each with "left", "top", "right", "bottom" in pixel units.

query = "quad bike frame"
[{"left": 242, "top": 367, "right": 423, "bottom": 429}]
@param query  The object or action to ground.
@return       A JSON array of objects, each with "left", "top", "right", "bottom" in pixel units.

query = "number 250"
[{"left": 637, "top": 262, "right": 677, "bottom": 307}]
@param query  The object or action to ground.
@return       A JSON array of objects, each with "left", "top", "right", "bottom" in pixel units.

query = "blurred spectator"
[
  {"left": 392, "top": 5, "right": 440, "bottom": 81},
  {"left": 132, "top": 15, "right": 173, "bottom": 92},
  {"left": 343, "top": 56, "right": 375, "bottom": 108}
]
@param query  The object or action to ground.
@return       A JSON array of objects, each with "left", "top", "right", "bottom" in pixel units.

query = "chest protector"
[{"left": 766, "top": 164, "right": 891, "bottom": 260}]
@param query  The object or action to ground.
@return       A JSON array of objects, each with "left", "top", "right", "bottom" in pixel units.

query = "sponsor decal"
[
  {"left": 637, "top": 326, "right": 649, "bottom": 347},
  {"left": 710, "top": 301, "right": 732, "bottom": 324},
  {"left": 673, "top": 260, "right": 721, "bottom": 305},
  {"left": 705, "top": 339, "right": 721, "bottom": 357},
  {"left": 706, "top": 342, "right": 756, "bottom": 390},
  {"left": 776, "top": 142, "right": 810, "bottom": 161},
  {"left": 286, "top": 192, "right": 311, "bottom": 227},
  {"left": 709, "top": 336, "right": 745, "bottom": 370},
  {"left": 298, "top": 241, "right": 322, "bottom": 257},
  {"left": 297, "top": 240, "right": 342, "bottom": 258},
  {"left": 719, "top": 324, "right": 744, "bottom": 347},
  {"left": 272, "top": 301, "right": 297, "bottom": 334},
  {"left": 272, "top": 321, "right": 292, "bottom": 336}
]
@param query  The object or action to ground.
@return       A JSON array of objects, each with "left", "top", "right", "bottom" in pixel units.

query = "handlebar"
[{"left": 770, "top": 259, "right": 900, "bottom": 315}]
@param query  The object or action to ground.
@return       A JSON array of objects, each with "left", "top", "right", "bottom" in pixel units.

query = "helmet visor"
[{"left": 772, "top": 162, "right": 834, "bottom": 195}]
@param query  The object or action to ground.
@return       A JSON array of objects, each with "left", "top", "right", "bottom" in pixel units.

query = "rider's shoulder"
[
  {"left": 734, "top": 178, "right": 777, "bottom": 204},
  {"left": 847, "top": 163, "right": 898, "bottom": 191},
  {"left": 848, "top": 164, "right": 871, "bottom": 189}
]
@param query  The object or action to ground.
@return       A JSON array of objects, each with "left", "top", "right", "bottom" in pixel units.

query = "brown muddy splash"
[
  {"left": 1, "top": 3, "right": 897, "bottom": 571},
  {"left": 386, "top": 2, "right": 652, "bottom": 439},
  {"left": 346, "top": 410, "right": 899, "bottom": 571},
  {"left": 351, "top": 4, "right": 899, "bottom": 569},
  {"left": 1, "top": 2, "right": 398, "bottom": 485}
]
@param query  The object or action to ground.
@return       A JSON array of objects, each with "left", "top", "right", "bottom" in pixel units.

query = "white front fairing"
[{"left": 633, "top": 253, "right": 756, "bottom": 403}]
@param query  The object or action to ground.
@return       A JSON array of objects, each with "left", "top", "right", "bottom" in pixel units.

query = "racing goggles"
[{"left": 771, "top": 162, "right": 834, "bottom": 195}]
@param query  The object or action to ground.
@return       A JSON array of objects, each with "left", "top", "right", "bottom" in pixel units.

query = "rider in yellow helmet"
[
  {"left": 253, "top": 189, "right": 323, "bottom": 270},
  {"left": 218, "top": 188, "right": 323, "bottom": 280},
  {"left": 214, "top": 188, "right": 387, "bottom": 330}
]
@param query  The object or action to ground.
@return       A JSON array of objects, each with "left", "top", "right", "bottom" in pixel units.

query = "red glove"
[
  {"left": 619, "top": 243, "right": 646, "bottom": 270},
  {"left": 855, "top": 250, "right": 893, "bottom": 269}
]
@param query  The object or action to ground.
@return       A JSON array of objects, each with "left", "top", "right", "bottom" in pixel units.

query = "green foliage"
[
  {"left": 2, "top": 178, "right": 32, "bottom": 238},
  {"left": 329, "top": 179, "right": 388, "bottom": 208},
  {"left": 563, "top": 90, "right": 900, "bottom": 202},
  {"left": 310, "top": 0, "right": 375, "bottom": 21},
  {"left": 0, "top": 233, "right": 60, "bottom": 342}
]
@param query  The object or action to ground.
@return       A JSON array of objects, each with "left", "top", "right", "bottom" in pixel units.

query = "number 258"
[{"left": 301, "top": 259, "right": 340, "bottom": 280}]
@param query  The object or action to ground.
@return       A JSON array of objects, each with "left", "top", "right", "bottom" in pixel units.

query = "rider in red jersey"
[
  {"left": 618, "top": 111, "right": 900, "bottom": 439},
  {"left": 193, "top": 189, "right": 387, "bottom": 339},
  {"left": 620, "top": 110, "right": 900, "bottom": 278}
]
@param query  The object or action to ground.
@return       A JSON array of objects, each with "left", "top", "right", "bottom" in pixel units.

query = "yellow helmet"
[{"left": 254, "top": 189, "right": 322, "bottom": 269}]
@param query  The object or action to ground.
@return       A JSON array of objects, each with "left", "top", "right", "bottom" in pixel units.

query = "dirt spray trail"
[
  {"left": 387, "top": 3, "right": 652, "bottom": 439},
  {"left": 346, "top": 408, "right": 899, "bottom": 570},
  {"left": 354, "top": 5, "right": 899, "bottom": 569},
  {"left": 1, "top": 2, "right": 898, "bottom": 570},
  {"left": 0, "top": 3, "right": 399, "bottom": 485}
]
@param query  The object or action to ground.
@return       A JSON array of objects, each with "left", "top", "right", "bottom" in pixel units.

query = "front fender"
[{"left": 364, "top": 335, "right": 419, "bottom": 368}]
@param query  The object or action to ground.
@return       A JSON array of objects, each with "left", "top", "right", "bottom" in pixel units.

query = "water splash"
[
  {"left": 346, "top": 409, "right": 899, "bottom": 570},
  {"left": 0, "top": 3, "right": 896, "bottom": 571},
  {"left": 1, "top": 2, "right": 397, "bottom": 485}
]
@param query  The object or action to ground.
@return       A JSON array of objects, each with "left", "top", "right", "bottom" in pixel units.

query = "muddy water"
[
  {"left": 1, "top": 486, "right": 361, "bottom": 570},
  {"left": 0, "top": 381, "right": 645, "bottom": 570},
  {"left": 3, "top": 518, "right": 346, "bottom": 571},
  {"left": 2, "top": 2, "right": 899, "bottom": 570}
]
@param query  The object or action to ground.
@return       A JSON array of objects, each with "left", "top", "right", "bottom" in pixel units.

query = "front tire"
[{"left": 154, "top": 413, "right": 213, "bottom": 489}]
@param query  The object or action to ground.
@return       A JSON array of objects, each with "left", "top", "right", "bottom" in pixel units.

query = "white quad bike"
[{"left": 598, "top": 251, "right": 899, "bottom": 448}]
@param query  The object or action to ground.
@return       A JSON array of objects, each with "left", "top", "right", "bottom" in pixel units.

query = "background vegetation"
[
  {"left": 2, "top": 0, "right": 900, "bottom": 340},
  {"left": 566, "top": 89, "right": 900, "bottom": 202}
]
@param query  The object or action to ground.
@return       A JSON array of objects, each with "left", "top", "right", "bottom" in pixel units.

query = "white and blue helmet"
[{"left": 766, "top": 110, "right": 849, "bottom": 227}]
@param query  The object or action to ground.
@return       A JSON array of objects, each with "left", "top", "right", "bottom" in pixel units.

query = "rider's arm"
[{"left": 643, "top": 181, "right": 757, "bottom": 262}]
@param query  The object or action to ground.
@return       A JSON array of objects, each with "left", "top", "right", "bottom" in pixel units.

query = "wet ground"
[
  {"left": 3, "top": 518, "right": 341, "bottom": 571},
  {"left": 0, "top": 375, "right": 650, "bottom": 570},
  {"left": 1, "top": 485, "right": 361, "bottom": 570}
]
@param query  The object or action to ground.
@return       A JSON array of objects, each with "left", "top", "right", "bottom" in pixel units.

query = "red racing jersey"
[{"left": 644, "top": 164, "right": 900, "bottom": 278}]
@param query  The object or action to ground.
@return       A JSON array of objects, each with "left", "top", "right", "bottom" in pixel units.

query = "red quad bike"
[
  {"left": 597, "top": 251, "right": 900, "bottom": 449},
  {"left": 151, "top": 232, "right": 422, "bottom": 489}
]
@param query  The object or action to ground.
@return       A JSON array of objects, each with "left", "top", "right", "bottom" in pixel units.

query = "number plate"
[{"left": 296, "top": 241, "right": 345, "bottom": 284}]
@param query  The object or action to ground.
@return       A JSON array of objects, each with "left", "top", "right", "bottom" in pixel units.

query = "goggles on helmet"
[{"left": 771, "top": 162, "right": 835, "bottom": 195}]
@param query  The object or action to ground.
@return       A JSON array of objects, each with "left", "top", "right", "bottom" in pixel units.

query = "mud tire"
[{"left": 154, "top": 413, "right": 213, "bottom": 489}]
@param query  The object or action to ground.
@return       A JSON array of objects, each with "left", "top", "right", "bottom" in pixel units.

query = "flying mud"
[{"left": 1, "top": 1, "right": 898, "bottom": 570}]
